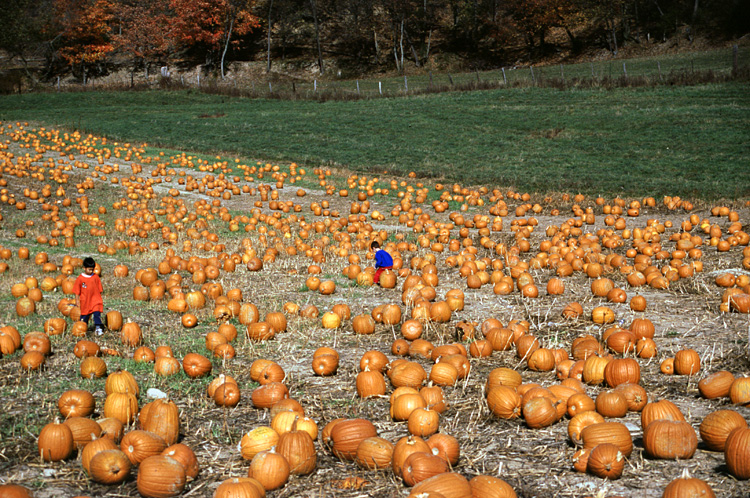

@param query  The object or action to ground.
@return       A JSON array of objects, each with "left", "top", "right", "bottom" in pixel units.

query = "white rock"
[{"left": 147, "top": 388, "right": 168, "bottom": 399}]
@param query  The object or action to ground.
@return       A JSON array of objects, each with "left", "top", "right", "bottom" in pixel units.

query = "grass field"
[{"left": 0, "top": 81, "right": 748, "bottom": 200}]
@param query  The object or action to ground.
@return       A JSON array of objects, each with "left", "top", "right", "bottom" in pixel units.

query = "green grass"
[{"left": 1, "top": 82, "right": 748, "bottom": 198}]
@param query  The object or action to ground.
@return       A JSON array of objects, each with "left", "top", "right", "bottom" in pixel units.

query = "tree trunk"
[
  {"left": 266, "top": 0, "right": 274, "bottom": 73},
  {"left": 221, "top": 12, "right": 236, "bottom": 79},
  {"left": 404, "top": 30, "right": 421, "bottom": 67},
  {"left": 399, "top": 19, "right": 405, "bottom": 72},
  {"left": 309, "top": 0, "right": 324, "bottom": 74},
  {"left": 373, "top": 30, "right": 379, "bottom": 64},
  {"left": 423, "top": 29, "right": 432, "bottom": 64}
]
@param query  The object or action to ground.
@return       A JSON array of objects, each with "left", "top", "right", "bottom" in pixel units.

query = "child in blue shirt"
[{"left": 371, "top": 240, "right": 393, "bottom": 284}]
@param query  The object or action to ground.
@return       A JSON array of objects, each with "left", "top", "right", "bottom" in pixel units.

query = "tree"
[
  {"left": 169, "top": 0, "right": 259, "bottom": 77},
  {"left": 506, "top": 0, "right": 578, "bottom": 51},
  {"left": 0, "top": 0, "right": 56, "bottom": 79},
  {"left": 111, "top": 0, "right": 174, "bottom": 81},
  {"left": 54, "top": 0, "right": 115, "bottom": 83}
]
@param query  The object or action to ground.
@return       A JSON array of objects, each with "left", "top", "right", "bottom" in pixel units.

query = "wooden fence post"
[{"left": 501, "top": 67, "right": 506, "bottom": 85}]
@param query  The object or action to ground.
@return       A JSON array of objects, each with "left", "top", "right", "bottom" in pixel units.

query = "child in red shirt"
[{"left": 73, "top": 257, "right": 104, "bottom": 335}]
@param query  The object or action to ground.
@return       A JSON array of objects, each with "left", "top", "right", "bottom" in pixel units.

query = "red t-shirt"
[{"left": 73, "top": 273, "right": 103, "bottom": 315}]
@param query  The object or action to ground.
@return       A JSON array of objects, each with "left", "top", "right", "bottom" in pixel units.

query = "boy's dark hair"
[
  {"left": 370, "top": 240, "right": 380, "bottom": 250},
  {"left": 83, "top": 257, "right": 96, "bottom": 269}
]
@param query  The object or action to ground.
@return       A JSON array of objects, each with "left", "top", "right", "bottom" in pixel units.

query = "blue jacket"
[{"left": 375, "top": 249, "right": 393, "bottom": 268}]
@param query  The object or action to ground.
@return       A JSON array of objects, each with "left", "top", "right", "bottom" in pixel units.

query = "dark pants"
[{"left": 80, "top": 311, "right": 103, "bottom": 327}]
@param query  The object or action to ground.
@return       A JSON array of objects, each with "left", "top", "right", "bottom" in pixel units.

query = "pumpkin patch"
[{"left": 0, "top": 122, "right": 747, "bottom": 497}]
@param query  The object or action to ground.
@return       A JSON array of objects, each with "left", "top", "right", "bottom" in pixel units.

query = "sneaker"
[{"left": 95, "top": 327, "right": 104, "bottom": 336}]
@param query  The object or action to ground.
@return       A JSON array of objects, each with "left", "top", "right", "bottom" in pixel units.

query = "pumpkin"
[
  {"left": 312, "top": 354, "right": 339, "bottom": 376},
  {"left": 581, "top": 422, "right": 633, "bottom": 457},
  {"left": 240, "top": 427, "right": 279, "bottom": 460},
  {"left": 44, "top": 317, "right": 67, "bottom": 336},
  {"left": 73, "top": 340, "right": 100, "bottom": 358},
  {"left": 81, "top": 436, "right": 118, "bottom": 472},
  {"left": 162, "top": 443, "right": 199, "bottom": 479},
  {"left": 352, "top": 314, "right": 376, "bottom": 335},
  {"left": 80, "top": 356, "right": 107, "bottom": 379},
  {"left": 729, "top": 376, "right": 750, "bottom": 406},
  {"left": 661, "top": 469, "right": 716, "bottom": 498},
  {"left": 469, "top": 475, "right": 517, "bottom": 498},
  {"left": 568, "top": 411, "right": 605, "bottom": 445},
  {"left": 105, "top": 369, "right": 139, "bottom": 397},
  {"left": 58, "top": 389, "right": 95, "bottom": 418},
  {"left": 251, "top": 382, "right": 289, "bottom": 409},
  {"left": 698, "top": 370, "right": 735, "bottom": 399},
  {"left": 97, "top": 418, "right": 125, "bottom": 443},
  {"left": 595, "top": 391, "right": 629, "bottom": 418},
  {"left": 613, "top": 383, "right": 648, "bottom": 412},
  {"left": 674, "top": 349, "right": 701, "bottom": 375},
  {"left": 133, "top": 346, "right": 156, "bottom": 363},
  {"left": 140, "top": 399, "right": 180, "bottom": 446},
  {"left": 88, "top": 449, "right": 132, "bottom": 484},
  {"left": 407, "top": 407, "right": 440, "bottom": 437},
  {"left": 103, "top": 392, "right": 138, "bottom": 425},
  {"left": 603, "top": 358, "right": 641, "bottom": 387},
  {"left": 522, "top": 396, "right": 559, "bottom": 429},
  {"left": 121, "top": 430, "right": 167, "bottom": 465},
  {"left": 390, "top": 361, "right": 427, "bottom": 389},
  {"left": 586, "top": 443, "right": 624, "bottom": 479},
  {"left": 643, "top": 420, "right": 697, "bottom": 460},
  {"left": 213, "top": 381, "right": 241, "bottom": 407},
  {"left": 38, "top": 421, "right": 75, "bottom": 461},
  {"left": 355, "top": 436, "right": 394, "bottom": 470},
  {"left": 567, "top": 393, "right": 596, "bottom": 418},
  {"left": 699, "top": 409, "right": 748, "bottom": 451},
  {"left": 641, "top": 400, "right": 685, "bottom": 429},
  {"left": 106, "top": 310, "right": 123, "bottom": 331},
  {"left": 487, "top": 386, "right": 521, "bottom": 419},
  {"left": 401, "top": 451, "right": 449, "bottom": 485},
  {"left": 154, "top": 356, "right": 181, "bottom": 377},
  {"left": 486, "top": 368, "right": 522, "bottom": 391},
  {"left": 421, "top": 384, "right": 447, "bottom": 413},
  {"left": 276, "top": 425, "right": 316, "bottom": 475},
  {"left": 248, "top": 448, "right": 289, "bottom": 490},
  {"left": 725, "top": 426, "right": 750, "bottom": 479},
  {"left": 360, "top": 350, "right": 389, "bottom": 373},
  {"left": 410, "top": 472, "right": 472, "bottom": 498},
  {"left": 182, "top": 352, "right": 212, "bottom": 378},
  {"left": 591, "top": 306, "right": 615, "bottom": 324},
  {"left": 357, "top": 369, "right": 386, "bottom": 398},
  {"left": 213, "top": 478, "right": 264, "bottom": 498},
  {"left": 136, "top": 455, "right": 186, "bottom": 498},
  {"left": 329, "top": 418, "right": 377, "bottom": 461},
  {"left": 120, "top": 322, "right": 142, "bottom": 347},
  {"left": 63, "top": 416, "right": 102, "bottom": 448}
]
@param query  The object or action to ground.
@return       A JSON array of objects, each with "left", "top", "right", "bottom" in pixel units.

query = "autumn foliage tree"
[
  {"left": 54, "top": 0, "right": 115, "bottom": 82},
  {"left": 169, "top": 0, "right": 259, "bottom": 77},
  {"left": 111, "top": 0, "right": 175, "bottom": 81}
]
